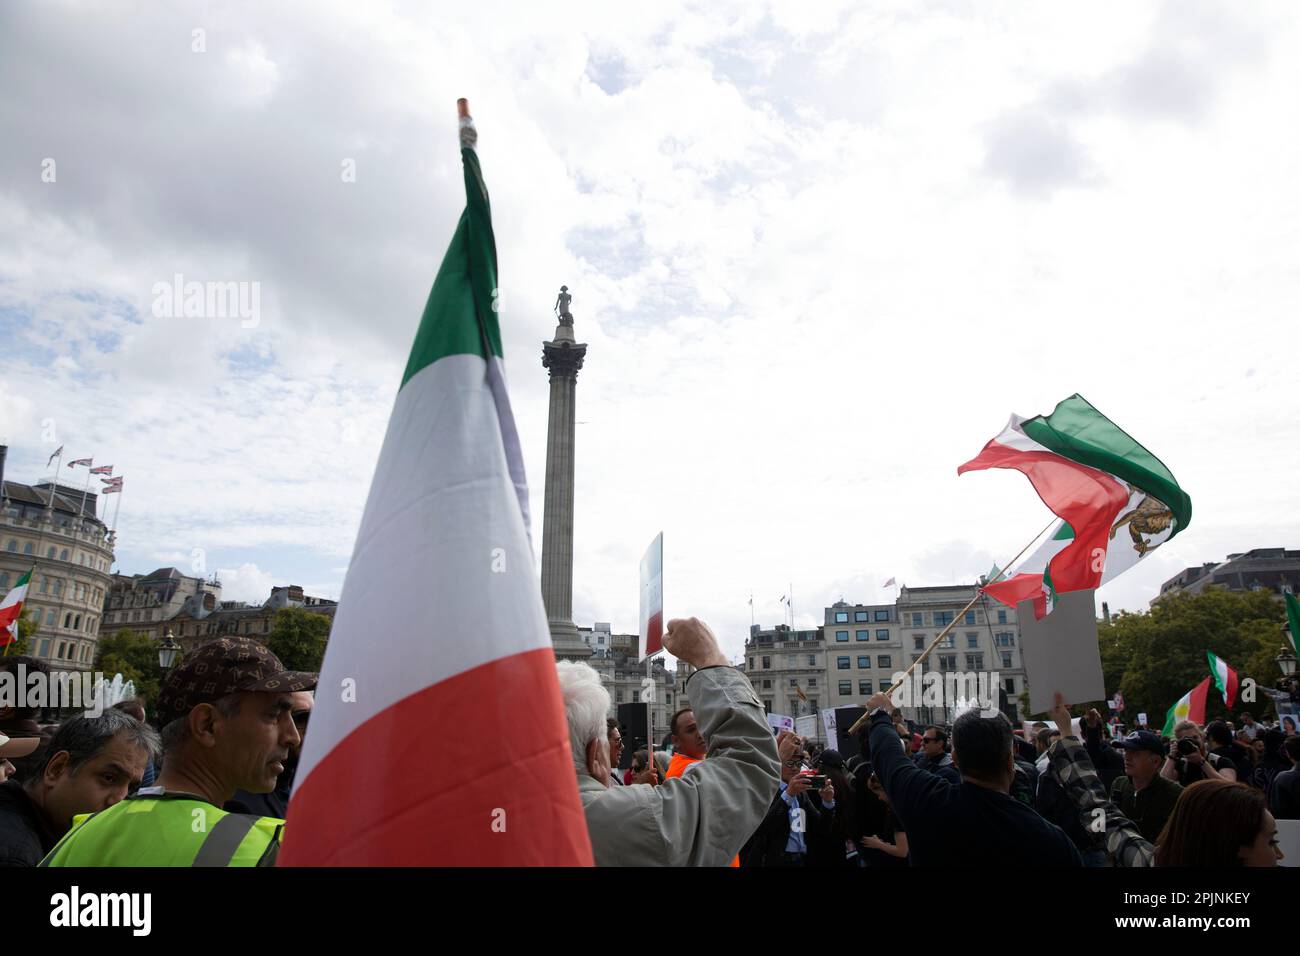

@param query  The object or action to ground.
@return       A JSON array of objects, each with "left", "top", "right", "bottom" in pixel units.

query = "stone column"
[{"left": 540, "top": 318, "right": 591, "bottom": 660}]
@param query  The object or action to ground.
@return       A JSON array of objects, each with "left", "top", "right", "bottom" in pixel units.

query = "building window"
[
  {"left": 807, "top": 699, "right": 817, "bottom": 711},
  {"left": 0, "top": 572, "right": 8, "bottom": 588},
  {"left": 807, "top": 654, "right": 816, "bottom": 666},
  {"left": 939, "top": 654, "right": 956, "bottom": 670},
  {"left": 834, "top": 612, "right": 848, "bottom": 623},
  {"left": 911, "top": 612, "right": 923, "bottom": 626},
  {"left": 1004, "top": 677, "right": 1016, "bottom": 693},
  {"left": 934, "top": 611, "right": 954, "bottom": 627},
  {"left": 632, "top": 691, "right": 640, "bottom": 703},
  {"left": 37, "top": 638, "right": 50, "bottom": 657},
  {"left": 63, "top": 612, "right": 72, "bottom": 628},
  {"left": 838, "top": 681, "right": 852, "bottom": 695},
  {"left": 749, "top": 657, "right": 755, "bottom": 669},
  {"left": 764, "top": 700, "right": 773, "bottom": 714},
  {"left": 762, "top": 679, "right": 772, "bottom": 689},
  {"left": 874, "top": 609, "right": 890, "bottom": 622},
  {"left": 996, "top": 632, "right": 1015, "bottom": 647},
  {"left": 997, "top": 610, "right": 1007, "bottom": 624},
  {"left": 913, "top": 636, "right": 924, "bottom": 650},
  {"left": 5, "top": 540, "right": 16, "bottom": 552},
  {"left": 56, "top": 641, "right": 65, "bottom": 658},
  {"left": 965, "top": 611, "right": 976, "bottom": 625},
  {"left": 616, "top": 691, "right": 624, "bottom": 703},
  {"left": 837, "top": 657, "right": 850, "bottom": 670},
  {"left": 1001, "top": 652, "right": 1013, "bottom": 668},
  {"left": 762, "top": 656, "right": 771, "bottom": 669},
  {"left": 53, "top": 580, "right": 62, "bottom": 596},
  {"left": 876, "top": 629, "right": 890, "bottom": 641},
  {"left": 46, "top": 546, "right": 56, "bottom": 559},
  {"left": 855, "top": 630, "right": 868, "bottom": 641},
  {"left": 967, "top": 654, "right": 983, "bottom": 670},
  {"left": 940, "top": 634, "right": 955, "bottom": 649},
  {"left": 808, "top": 678, "right": 817, "bottom": 687},
  {"left": 853, "top": 655, "right": 867, "bottom": 669},
  {"left": 859, "top": 680, "right": 872, "bottom": 696},
  {"left": 967, "top": 633, "right": 979, "bottom": 648},
  {"left": 22, "top": 543, "right": 32, "bottom": 555},
  {"left": 60, "top": 549, "right": 68, "bottom": 561},
  {"left": 835, "top": 630, "right": 849, "bottom": 642},
  {"left": 854, "top": 611, "right": 868, "bottom": 622},
  {"left": 877, "top": 655, "right": 892, "bottom": 669}
]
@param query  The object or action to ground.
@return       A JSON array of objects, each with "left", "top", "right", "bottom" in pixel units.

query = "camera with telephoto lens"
[{"left": 1176, "top": 737, "right": 1198, "bottom": 757}]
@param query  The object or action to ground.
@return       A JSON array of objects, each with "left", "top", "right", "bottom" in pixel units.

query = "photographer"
[
  {"left": 739, "top": 731, "right": 836, "bottom": 867},
  {"left": 1162, "top": 720, "right": 1237, "bottom": 786}
]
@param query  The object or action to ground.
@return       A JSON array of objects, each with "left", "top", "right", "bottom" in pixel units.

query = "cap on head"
[
  {"left": 1115, "top": 730, "right": 1165, "bottom": 756},
  {"left": 154, "top": 637, "right": 318, "bottom": 723}
]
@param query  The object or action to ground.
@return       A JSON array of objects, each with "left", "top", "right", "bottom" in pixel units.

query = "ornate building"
[{"left": 0, "top": 446, "right": 115, "bottom": 672}]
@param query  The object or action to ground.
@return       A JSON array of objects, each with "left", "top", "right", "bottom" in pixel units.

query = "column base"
[{"left": 549, "top": 620, "right": 592, "bottom": 660}]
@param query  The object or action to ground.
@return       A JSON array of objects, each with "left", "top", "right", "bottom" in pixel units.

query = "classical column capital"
[{"left": 542, "top": 340, "right": 587, "bottom": 379}]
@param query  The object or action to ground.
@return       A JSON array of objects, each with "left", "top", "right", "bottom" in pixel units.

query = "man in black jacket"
[
  {"left": 0, "top": 711, "right": 157, "bottom": 866},
  {"left": 1270, "top": 736, "right": 1300, "bottom": 821},
  {"left": 863, "top": 693, "right": 1081, "bottom": 868},
  {"left": 741, "top": 733, "right": 836, "bottom": 866}
]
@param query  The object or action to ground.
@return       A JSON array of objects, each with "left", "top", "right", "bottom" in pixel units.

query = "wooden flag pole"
[{"left": 847, "top": 516, "right": 1058, "bottom": 736}]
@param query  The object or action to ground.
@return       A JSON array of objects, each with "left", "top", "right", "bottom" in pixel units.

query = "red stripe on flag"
[
  {"left": 960, "top": 442, "right": 1129, "bottom": 606},
  {"left": 280, "top": 647, "right": 593, "bottom": 866},
  {"left": 1187, "top": 677, "right": 1211, "bottom": 727},
  {"left": 644, "top": 611, "right": 662, "bottom": 658}
]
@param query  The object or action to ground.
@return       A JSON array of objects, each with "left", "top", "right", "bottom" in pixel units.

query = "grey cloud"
[{"left": 981, "top": 108, "right": 1097, "bottom": 197}]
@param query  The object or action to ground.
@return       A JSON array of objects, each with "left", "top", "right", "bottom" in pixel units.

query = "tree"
[
  {"left": 1095, "top": 587, "right": 1289, "bottom": 727},
  {"left": 265, "top": 607, "right": 332, "bottom": 672},
  {"left": 94, "top": 629, "right": 162, "bottom": 704}
]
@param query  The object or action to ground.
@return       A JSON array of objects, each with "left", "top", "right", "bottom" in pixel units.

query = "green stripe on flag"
[
  {"left": 1286, "top": 592, "right": 1300, "bottom": 661},
  {"left": 401, "top": 146, "right": 504, "bottom": 387},
  {"left": 1019, "top": 394, "right": 1192, "bottom": 535}
]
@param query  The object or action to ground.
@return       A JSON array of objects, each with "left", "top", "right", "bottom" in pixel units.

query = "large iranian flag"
[
  {"left": 280, "top": 103, "right": 593, "bottom": 866},
  {"left": 1163, "top": 677, "right": 1211, "bottom": 736},
  {"left": 1206, "top": 651, "right": 1239, "bottom": 708},
  {"left": 959, "top": 395, "right": 1192, "bottom": 614},
  {"left": 0, "top": 568, "right": 33, "bottom": 647}
]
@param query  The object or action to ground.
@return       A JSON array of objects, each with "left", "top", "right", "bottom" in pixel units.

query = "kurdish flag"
[
  {"left": 0, "top": 568, "right": 33, "bottom": 647},
  {"left": 1206, "top": 651, "right": 1239, "bottom": 708},
  {"left": 959, "top": 395, "right": 1191, "bottom": 614},
  {"left": 1163, "top": 677, "right": 1211, "bottom": 736},
  {"left": 280, "top": 102, "right": 593, "bottom": 866}
]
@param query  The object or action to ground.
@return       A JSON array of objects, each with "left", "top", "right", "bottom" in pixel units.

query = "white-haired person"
[{"left": 556, "top": 617, "right": 780, "bottom": 866}]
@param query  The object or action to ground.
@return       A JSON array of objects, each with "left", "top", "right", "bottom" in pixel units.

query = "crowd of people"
[
  {"left": 1, "top": 616, "right": 1296, "bottom": 867},
  {"left": 560, "top": 617, "right": 1298, "bottom": 868}
]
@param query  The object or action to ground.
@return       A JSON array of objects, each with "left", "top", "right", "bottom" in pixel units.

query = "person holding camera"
[
  {"left": 1111, "top": 729, "right": 1183, "bottom": 843},
  {"left": 1162, "top": 720, "right": 1237, "bottom": 786},
  {"left": 739, "top": 730, "right": 836, "bottom": 866}
]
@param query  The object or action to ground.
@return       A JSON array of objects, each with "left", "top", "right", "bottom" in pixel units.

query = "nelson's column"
[{"left": 540, "top": 285, "right": 591, "bottom": 660}]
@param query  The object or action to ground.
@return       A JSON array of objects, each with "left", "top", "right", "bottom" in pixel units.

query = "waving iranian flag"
[
  {"left": 0, "top": 568, "right": 33, "bottom": 648},
  {"left": 959, "top": 395, "right": 1192, "bottom": 614},
  {"left": 1206, "top": 651, "right": 1239, "bottom": 708}
]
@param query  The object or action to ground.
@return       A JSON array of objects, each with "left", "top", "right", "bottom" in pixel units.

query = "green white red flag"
[
  {"left": 1286, "top": 592, "right": 1300, "bottom": 662},
  {"left": 1206, "top": 651, "right": 1239, "bottom": 708},
  {"left": 1163, "top": 677, "right": 1211, "bottom": 736},
  {"left": 0, "top": 568, "right": 33, "bottom": 647},
  {"left": 280, "top": 102, "right": 593, "bottom": 866},
  {"left": 959, "top": 395, "right": 1191, "bottom": 616}
]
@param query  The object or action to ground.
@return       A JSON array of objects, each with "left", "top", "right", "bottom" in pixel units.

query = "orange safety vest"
[{"left": 665, "top": 752, "right": 739, "bottom": 868}]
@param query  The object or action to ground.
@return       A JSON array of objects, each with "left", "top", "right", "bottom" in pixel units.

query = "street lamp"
[
  {"left": 158, "top": 629, "right": 181, "bottom": 673},
  {"left": 1277, "top": 644, "right": 1297, "bottom": 679}
]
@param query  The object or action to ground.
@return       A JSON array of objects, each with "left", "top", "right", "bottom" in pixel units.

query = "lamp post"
[{"left": 158, "top": 629, "right": 181, "bottom": 673}]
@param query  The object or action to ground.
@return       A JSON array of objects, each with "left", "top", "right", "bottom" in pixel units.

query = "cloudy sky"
[{"left": 2, "top": 1, "right": 1297, "bottom": 662}]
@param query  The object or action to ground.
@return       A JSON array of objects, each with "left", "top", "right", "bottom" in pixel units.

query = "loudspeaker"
[
  {"left": 834, "top": 706, "right": 867, "bottom": 760},
  {"left": 617, "top": 703, "right": 648, "bottom": 770}
]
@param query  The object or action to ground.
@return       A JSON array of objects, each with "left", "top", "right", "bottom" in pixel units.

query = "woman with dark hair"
[
  {"left": 813, "top": 750, "right": 861, "bottom": 867},
  {"left": 1154, "top": 779, "right": 1282, "bottom": 867}
]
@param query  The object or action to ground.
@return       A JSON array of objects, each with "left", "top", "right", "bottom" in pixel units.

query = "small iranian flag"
[
  {"left": 960, "top": 395, "right": 1191, "bottom": 615},
  {"left": 1163, "top": 677, "right": 1211, "bottom": 736},
  {"left": 1206, "top": 651, "right": 1239, "bottom": 708},
  {"left": 281, "top": 101, "right": 592, "bottom": 866},
  {"left": 0, "top": 568, "right": 33, "bottom": 647}
]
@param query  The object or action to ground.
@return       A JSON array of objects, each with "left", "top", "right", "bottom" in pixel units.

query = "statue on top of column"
[{"left": 554, "top": 285, "right": 574, "bottom": 327}]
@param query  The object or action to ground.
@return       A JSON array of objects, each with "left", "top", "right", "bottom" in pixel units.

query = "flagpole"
[
  {"left": 848, "top": 516, "right": 1058, "bottom": 735},
  {"left": 111, "top": 482, "right": 123, "bottom": 535},
  {"left": 46, "top": 448, "right": 62, "bottom": 510},
  {"left": 78, "top": 461, "right": 93, "bottom": 518}
]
